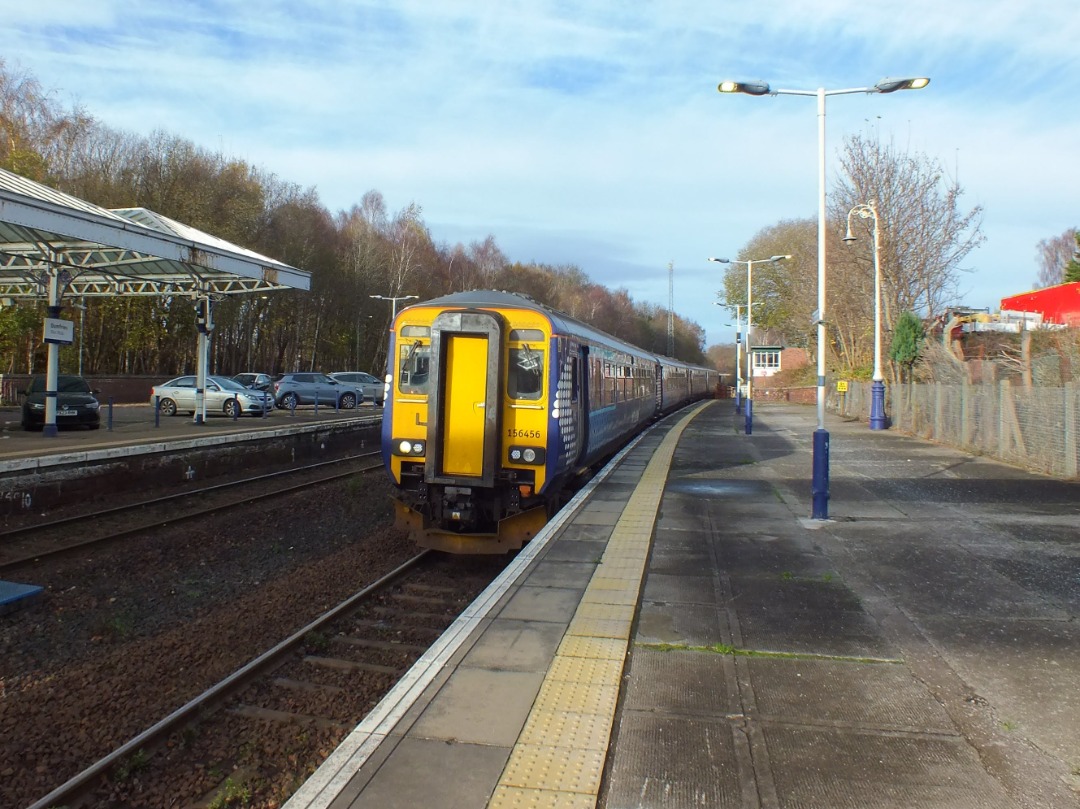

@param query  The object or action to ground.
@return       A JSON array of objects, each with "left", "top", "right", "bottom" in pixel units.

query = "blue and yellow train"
[{"left": 381, "top": 290, "right": 717, "bottom": 553}]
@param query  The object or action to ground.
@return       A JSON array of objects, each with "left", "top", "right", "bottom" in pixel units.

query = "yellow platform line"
[{"left": 488, "top": 401, "right": 711, "bottom": 809}]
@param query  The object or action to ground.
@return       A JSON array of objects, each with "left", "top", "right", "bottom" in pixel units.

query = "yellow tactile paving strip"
[{"left": 488, "top": 402, "right": 709, "bottom": 809}]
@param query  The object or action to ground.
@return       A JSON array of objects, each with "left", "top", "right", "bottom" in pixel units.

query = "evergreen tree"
[
  {"left": 889, "top": 311, "right": 924, "bottom": 383},
  {"left": 1064, "top": 232, "right": 1080, "bottom": 284}
]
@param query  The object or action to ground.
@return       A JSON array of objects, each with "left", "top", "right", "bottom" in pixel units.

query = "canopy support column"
[{"left": 194, "top": 295, "right": 213, "bottom": 425}]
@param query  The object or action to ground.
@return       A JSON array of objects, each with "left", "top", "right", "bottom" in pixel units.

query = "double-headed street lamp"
[
  {"left": 843, "top": 200, "right": 888, "bottom": 430},
  {"left": 710, "top": 255, "right": 791, "bottom": 435},
  {"left": 370, "top": 293, "right": 418, "bottom": 319},
  {"left": 714, "top": 300, "right": 749, "bottom": 414},
  {"left": 717, "top": 75, "right": 929, "bottom": 518},
  {"left": 370, "top": 294, "right": 418, "bottom": 373}
]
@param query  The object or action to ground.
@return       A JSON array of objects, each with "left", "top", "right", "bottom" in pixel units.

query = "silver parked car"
[
  {"left": 329, "top": 371, "right": 384, "bottom": 405},
  {"left": 151, "top": 375, "right": 274, "bottom": 417},
  {"left": 232, "top": 372, "right": 273, "bottom": 391}
]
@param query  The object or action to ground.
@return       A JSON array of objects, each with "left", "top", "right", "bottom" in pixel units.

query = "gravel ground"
[{"left": 0, "top": 470, "right": 420, "bottom": 808}]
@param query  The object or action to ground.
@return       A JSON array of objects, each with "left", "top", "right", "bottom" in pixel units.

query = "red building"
[{"left": 1000, "top": 282, "right": 1080, "bottom": 327}]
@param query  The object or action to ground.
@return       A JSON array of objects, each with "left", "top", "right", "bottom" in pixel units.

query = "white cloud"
[{"left": 3, "top": 0, "right": 1078, "bottom": 346}]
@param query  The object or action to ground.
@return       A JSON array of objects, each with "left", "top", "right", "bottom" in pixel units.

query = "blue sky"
[{"left": 5, "top": 1, "right": 1078, "bottom": 346}]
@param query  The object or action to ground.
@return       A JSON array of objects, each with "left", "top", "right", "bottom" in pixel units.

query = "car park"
[
  {"left": 232, "top": 372, "right": 273, "bottom": 391},
  {"left": 271, "top": 372, "right": 361, "bottom": 409},
  {"left": 20, "top": 374, "right": 101, "bottom": 430},
  {"left": 329, "top": 371, "right": 385, "bottom": 405},
  {"left": 150, "top": 375, "right": 274, "bottom": 417}
]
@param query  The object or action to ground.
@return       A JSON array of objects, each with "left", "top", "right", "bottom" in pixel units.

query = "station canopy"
[{"left": 0, "top": 167, "right": 310, "bottom": 300}]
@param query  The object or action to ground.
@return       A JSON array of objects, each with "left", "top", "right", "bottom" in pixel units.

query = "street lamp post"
[
  {"left": 709, "top": 255, "right": 791, "bottom": 435},
  {"left": 715, "top": 301, "right": 744, "bottom": 413},
  {"left": 370, "top": 294, "right": 418, "bottom": 373},
  {"left": 844, "top": 200, "right": 887, "bottom": 430},
  {"left": 717, "top": 75, "right": 929, "bottom": 518},
  {"left": 369, "top": 293, "right": 419, "bottom": 320}
]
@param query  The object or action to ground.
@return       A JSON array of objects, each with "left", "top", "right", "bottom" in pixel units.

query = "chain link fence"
[{"left": 830, "top": 380, "right": 1080, "bottom": 479}]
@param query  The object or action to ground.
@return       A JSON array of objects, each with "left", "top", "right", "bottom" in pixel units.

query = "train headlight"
[
  {"left": 508, "top": 445, "right": 545, "bottom": 465},
  {"left": 393, "top": 438, "right": 426, "bottom": 456}
]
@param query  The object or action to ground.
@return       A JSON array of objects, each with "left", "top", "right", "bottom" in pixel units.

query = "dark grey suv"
[{"left": 271, "top": 373, "right": 362, "bottom": 409}]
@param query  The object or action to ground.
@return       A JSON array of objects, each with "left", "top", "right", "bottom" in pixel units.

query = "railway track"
[
  {"left": 0, "top": 451, "right": 384, "bottom": 569},
  {"left": 25, "top": 550, "right": 508, "bottom": 809}
]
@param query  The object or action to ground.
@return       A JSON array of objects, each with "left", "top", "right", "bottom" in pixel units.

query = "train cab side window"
[
  {"left": 508, "top": 344, "right": 543, "bottom": 400},
  {"left": 399, "top": 340, "right": 431, "bottom": 394}
]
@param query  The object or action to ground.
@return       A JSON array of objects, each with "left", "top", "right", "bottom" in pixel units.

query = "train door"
[
  {"left": 655, "top": 362, "right": 664, "bottom": 411},
  {"left": 442, "top": 335, "right": 488, "bottom": 474},
  {"left": 426, "top": 310, "right": 504, "bottom": 488},
  {"left": 574, "top": 346, "right": 588, "bottom": 463}
]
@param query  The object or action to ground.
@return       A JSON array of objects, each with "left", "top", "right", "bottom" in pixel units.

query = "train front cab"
[{"left": 386, "top": 305, "right": 559, "bottom": 554}]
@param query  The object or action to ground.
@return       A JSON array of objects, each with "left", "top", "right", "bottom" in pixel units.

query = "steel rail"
[{"left": 26, "top": 550, "right": 432, "bottom": 809}]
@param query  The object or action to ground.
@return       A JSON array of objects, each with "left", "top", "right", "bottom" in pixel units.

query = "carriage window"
[
  {"left": 399, "top": 340, "right": 431, "bottom": 394},
  {"left": 509, "top": 328, "right": 545, "bottom": 341},
  {"left": 508, "top": 344, "right": 544, "bottom": 400}
]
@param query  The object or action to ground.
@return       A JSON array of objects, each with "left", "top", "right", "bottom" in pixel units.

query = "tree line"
[{"left": 0, "top": 61, "right": 708, "bottom": 378}]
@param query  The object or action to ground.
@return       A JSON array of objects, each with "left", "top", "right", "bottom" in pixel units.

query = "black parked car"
[{"left": 21, "top": 374, "right": 101, "bottom": 431}]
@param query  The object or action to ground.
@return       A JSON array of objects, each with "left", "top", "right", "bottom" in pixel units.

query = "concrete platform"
[
  {"left": 0, "top": 405, "right": 380, "bottom": 518},
  {"left": 285, "top": 400, "right": 1079, "bottom": 809}
]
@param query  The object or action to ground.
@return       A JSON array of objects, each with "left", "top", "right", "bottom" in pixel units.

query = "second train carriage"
[{"left": 381, "top": 290, "right": 716, "bottom": 553}]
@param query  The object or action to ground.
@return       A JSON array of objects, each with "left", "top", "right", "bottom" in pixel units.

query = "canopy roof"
[{"left": 0, "top": 167, "right": 310, "bottom": 300}]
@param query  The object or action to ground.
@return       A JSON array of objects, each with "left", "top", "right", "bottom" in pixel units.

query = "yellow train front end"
[{"left": 382, "top": 294, "right": 556, "bottom": 553}]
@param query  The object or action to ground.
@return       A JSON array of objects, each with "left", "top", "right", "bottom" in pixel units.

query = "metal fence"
[{"left": 830, "top": 380, "right": 1080, "bottom": 479}]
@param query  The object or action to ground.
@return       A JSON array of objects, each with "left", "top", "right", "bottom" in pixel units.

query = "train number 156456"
[{"left": 507, "top": 428, "right": 541, "bottom": 438}]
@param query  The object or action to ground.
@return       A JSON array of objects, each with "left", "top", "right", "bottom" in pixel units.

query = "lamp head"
[
  {"left": 874, "top": 76, "right": 930, "bottom": 93},
  {"left": 769, "top": 254, "right": 793, "bottom": 262},
  {"left": 708, "top": 257, "right": 731, "bottom": 264},
  {"left": 718, "top": 79, "right": 771, "bottom": 96},
  {"left": 843, "top": 228, "right": 856, "bottom": 243}
]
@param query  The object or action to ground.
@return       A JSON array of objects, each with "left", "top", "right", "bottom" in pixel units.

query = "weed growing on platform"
[{"left": 637, "top": 641, "right": 900, "bottom": 665}]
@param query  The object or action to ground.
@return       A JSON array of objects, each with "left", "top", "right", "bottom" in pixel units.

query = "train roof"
[{"left": 402, "top": 290, "right": 714, "bottom": 372}]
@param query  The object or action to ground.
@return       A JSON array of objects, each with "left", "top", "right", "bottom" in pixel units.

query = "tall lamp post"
[
  {"left": 369, "top": 293, "right": 418, "bottom": 319},
  {"left": 843, "top": 200, "right": 887, "bottom": 430},
  {"left": 714, "top": 301, "right": 745, "bottom": 413},
  {"left": 370, "top": 294, "right": 418, "bottom": 373},
  {"left": 709, "top": 255, "right": 791, "bottom": 435},
  {"left": 717, "top": 75, "right": 929, "bottom": 518}
]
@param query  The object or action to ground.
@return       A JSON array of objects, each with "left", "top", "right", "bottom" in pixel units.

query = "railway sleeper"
[
  {"left": 334, "top": 635, "right": 428, "bottom": 655},
  {"left": 370, "top": 605, "right": 452, "bottom": 621},
  {"left": 401, "top": 583, "right": 463, "bottom": 596},
  {"left": 271, "top": 677, "right": 345, "bottom": 695},
  {"left": 302, "top": 654, "right": 402, "bottom": 675},
  {"left": 389, "top": 592, "right": 460, "bottom": 608},
  {"left": 348, "top": 617, "right": 445, "bottom": 640},
  {"left": 227, "top": 704, "right": 351, "bottom": 730}
]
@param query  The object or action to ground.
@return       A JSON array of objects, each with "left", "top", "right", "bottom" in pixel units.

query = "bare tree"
[
  {"left": 833, "top": 134, "right": 984, "bottom": 325},
  {"left": 1034, "top": 229, "right": 1077, "bottom": 288}
]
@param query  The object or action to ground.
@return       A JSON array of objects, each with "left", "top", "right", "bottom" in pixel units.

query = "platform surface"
[{"left": 286, "top": 400, "right": 1080, "bottom": 808}]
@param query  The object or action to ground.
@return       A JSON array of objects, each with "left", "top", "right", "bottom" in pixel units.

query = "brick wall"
[{"left": 1, "top": 375, "right": 162, "bottom": 405}]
